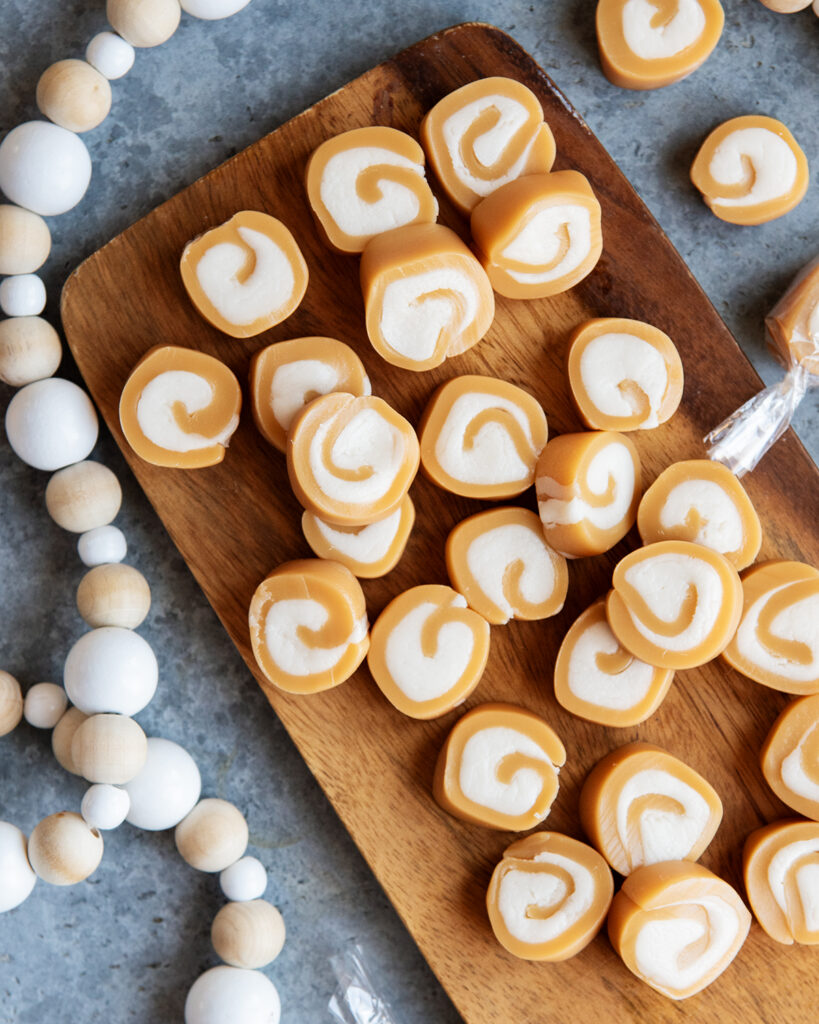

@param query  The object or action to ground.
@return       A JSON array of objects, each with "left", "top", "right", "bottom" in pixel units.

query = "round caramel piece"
[
  {"left": 760, "top": 694, "right": 819, "bottom": 822},
  {"left": 765, "top": 255, "right": 819, "bottom": 377},
  {"left": 743, "top": 819, "right": 819, "bottom": 945}
]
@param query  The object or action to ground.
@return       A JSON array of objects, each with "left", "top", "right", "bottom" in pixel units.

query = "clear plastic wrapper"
[{"left": 328, "top": 941, "right": 401, "bottom": 1024}]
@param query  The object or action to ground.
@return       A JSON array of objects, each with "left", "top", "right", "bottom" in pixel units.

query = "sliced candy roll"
[
  {"left": 566, "top": 317, "right": 684, "bottom": 431},
  {"left": 486, "top": 831, "right": 614, "bottom": 962},
  {"left": 419, "top": 76, "right": 556, "bottom": 216},
  {"left": 287, "top": 392, "right": 420, "bottom": 526},
  {"left": 359, "top": 223, "right": 495, "bottom": 372},
  {"left": 760, "top": 695, "right": 819, "bottom": 822},
  {"left": 536, "top": 431, "right": 641, "bottom": 559},
  {"left": 305, "top": 126, "right": 438, "bottom": 254},
  {"left": 579, "top": 741, "right": 722, "bottom": 875},
  {"left": 367, "top": 584, "right": 490, "bottom": 719},
  {"left": 766, "top": 255, "right": 819, "bottom": 377},
  {"left": 637, "top": 459, "right": 762, "bottom": 570},
  {"left": 419, "top": 375, "right": 548, "bottom": 500},
  {"left": 608, "top": 861, "right": 750, "bottom": 1000},
  {"left": 743, "top": 819, "right": 819, "bottom": 945},
  {"left": 470, "top": 171, "right": 603, "bottom": 299},
  {"left": 445, "top": 508, "right": 568, "bottom": 625},
  {"left": 119, "top": 345, "right": 241, "bottom": 469},
  {"left": 250, "top": 336, "right": 371, "bottom": 452},
  {"left": 690, "top": 116, "right": 809, "bottom": 226},
  {"left": 607, "top": 540, "right": 743, "bottom": 669},
  {"left": 180, "top": 210, "right": 308, "bottom": 338},
  {"left": 554, "top": 598, "right": 674, "bottom": 727},
  {"left": 248, "top": 559, "right": 369, "bottom": 695},
  {"left": 433, "top": 703, "right": 566, "bottom": 830},
  {"left": 722, "top": 560, "right": 819, "bottom": 694}
]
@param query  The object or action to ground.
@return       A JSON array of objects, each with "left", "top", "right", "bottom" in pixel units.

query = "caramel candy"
[
  {"left": 287, "top": 392, "right": 419, "bottom": 526},
  {"left": 722, "top": 560, "right": 819, "bottom": 694},
  {"left": 250, "top": 337, "right": 371, "bottom": 452},
  {"left": 596, "top": 0, "right": 725, "bottom": 91},
  {"left": 470, "top": 171, "right": 602, "bottom": 299},
  {"left": 305, "top": 126, "right": 438, "bottom": 254},
  {"left": 119, "top": 345, "right": 241, "bottom": 469},
  {"left": 743, "top": 819, "right": 819, "bottom": 945},
  {"left": 419, "top": 76, "right": 555, "bottom": 215},
  {"left": 180, "top": 211, "right": 308, "bottom": 338},
  {"left": 433, "top": 703, "right": 566, "bottom": 830},
  {"left": 637, "top": 460, "right": 762, "bottom": 570},
  {"left": 766, "top": 255, "right": 819, "bottom": 377},
  {"left": 690, "top": 116, "right": 809, "bottom": 226},
  {"left": 248, "top": 559, "right": 368, "bottom": 695},
  {"left": 761, "top": 695, "right": 819, "bottom": 822},
  {"left": 607, "top": 540, "right": 743, "bottom": 669},
  {"left": 608, "top": 861, "right": 750, "bottom": 1000},
  {"left": 486, "top": 831, "right": 613, "bottom": 962},
  {"left": 367, "top": 584, "right": 490, "bottom": 719},
  {"left": 445, "top": 508, "right": 568, "bottom": 625},
  {"left": 536, "top": 431, "right": 640, "bottom": 559},
  {"left": 420, "top": 375, "right": 548, "bottom": 500},
  {"left": 567, "top": 317, "right": 683, "bottom": 431},
  {"left": 359, "top": 223, "right": 494, "bottom": 371},
  {"left": 301, "top": 494, "right": 415, "bottom": 579},
  {"left": 554, "top": 598, "right": 674, "bottom": 727}
]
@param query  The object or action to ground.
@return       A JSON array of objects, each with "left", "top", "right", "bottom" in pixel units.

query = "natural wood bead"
[
  {"left": 27, "top": 811, "right": 103, "bottom": 885},
  {"left": 175, "top": 798, "right": 249, "bottom": 872},
  {"left": 0, "top": 204, "right": 51, "bottom": 275},
  {"left": 0, "top": 316, "right": 61, "bottom": 387},
  {"left": 70, "top": 713, "right": 148, "bottom": 784},
  {"left": 211, "top": 899, "right": 286, "bottom": 969},
  {"left": 51, "top": 707, "right": 89, "bottom": 775},
  {"left": 45, "top": 460, "right": 122, "bottom": 533},
  {"left": 106, "top": 0, "right": 182, "bottom": 48},
  {"left": 76, "top": 563, "right": 151, "bottom": 628},
  {"left": 758, "top": 0, "right": 811, "bottom": 10},
  {"left": 35, "top": 60, "right": 112, "bottom": 134},
  {"left": 0, "top": 671, "right": 23, "bottom": 736}
]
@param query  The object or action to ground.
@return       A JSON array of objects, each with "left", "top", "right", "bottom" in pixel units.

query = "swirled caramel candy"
[
  {"left": 419, "top": 77, "right": 556, "bottom": 215},
  {"left": 305, "top": 127, "right": 438, "bottom": 254},
  {"left": 119, "top": 345, "right": 241, "bottom": 469},
  {"left": 287, "top": 392, "right": 419, "bottom": 526},
  {"left": 722, "top": 560, "right": 819, "bottom": 694},
  {"left": 766, "top": 256, "right": 819, "bottom": 377},
  {"left": 445, "top": 508, "right": 568, "bottom": 625},
  {"left": 250, "top": 337, "right": 371, "bottom": 452},
  {"left": 180, "top": 211, "right": 308, "bottom": 338},
  {"left": 596, "top": 0, "right": 725, "bottom": 91},
  {"left": 637, "top": 460, "right": 761, "bottom": 570},
  {"left": 470, "top": 172, "right": 603, "bottom": 300},
  {"left": 367, "top": 584, "right": 490, "bottom": 719},
  {"left": 744, "top": 820, "right": 819, "bottom": 945},
  {"left": 690, "top": 116, "right": 809, "bottom": 225},
  {"left": 607, "top": 540, "right": 743, "bottom": 669},
  {"left": 608, "top": 861, "right": 750, "bottom": 1000},
  {"left": 536, "top": 431, "right": 640, "bottom": 559},
  {"left": 554, "top": 599, "right": 674, "bottom": 727},
  {"left": 761, "top": 695, "right": 819, "bottom": 822},
  {"left": 359, "top": 223, "right": 494, "bottom": 372},
  {"left": 248, "top": 559, "right": 369, "bottom": 695},
  {"left": 487, "top": 832, "right": 613, "bottom": 962},
  {"left": 419, "top": 375, "right": 548, "bottom": 500},
  {"left": 433, "top": 703, "right": 566, "bottom": 830}
]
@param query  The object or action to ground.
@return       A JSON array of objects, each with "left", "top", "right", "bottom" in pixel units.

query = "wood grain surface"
[{"left": 61, "top": 23, "right": 818, "bottom": 1024}]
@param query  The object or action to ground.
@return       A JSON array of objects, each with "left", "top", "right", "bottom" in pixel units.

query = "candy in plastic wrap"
[{"left": 328, "top": 942, "right": 402, "bottom": 1024}]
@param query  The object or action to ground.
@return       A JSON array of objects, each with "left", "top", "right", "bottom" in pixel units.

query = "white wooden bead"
[
  {"left": 107, "top": 0, "right": 182, "bottom": 48},
  {"left": 219, "top": 856, "right": 267, "bottom": 902},
  {"left": 0, "top": 121, "right": 92, "bottom": 217},
  {"left": 0, "top": 671, "right": 23, "bottom": 736},
  {"left": 81, "top": 784, "right": 130, "bottom": 830},
  {"left": 51, "top": 707, "right": 88, "bottom": 774},
  {"left": 0, "top": 316, "right": 61, "bottom": 386},
  {"left": 71, "top": 713, "right": 148, "bottom": 784},
  {"left": 0, "top": 204, "right": 51, "bottom": 275},
  {"left": 184, "top": 966, "right": 280, "bottom": 1024},
  {"left": 45, "top": 460, "right": 121, "bottom": 533},
  {"left": 0, "top": 274, "right": 46, "bottom": 317},
  {"left": 5, "top": 378, "right": 98, "bottom": 471},
  {"left": 0, "top": 821, "right": 37, "bottom": 912},
  {"left": 64, "top": 626, "right": 158, "bottom": 715},
  {"left": 27, "top": 811, "right": 103, "bottom": 885},
  {"left": 78, "top": 525, "right": 127, "bottom": 566},
  {"left": 86, "top": 32, "right": 136, "bottom": 80},
  {"left": 77, "top": 563, "right": 151, "bottom": 628},
  {"left": 211, "top": 899, "right": 285, "bottom": 969},
  {"left": 175, "top": 798, "right": 248, "bottom": 872},
  {"left": 181, "top": 0, "right": 253, "bottom": 19},
  {"left": 36, "top": 60, "right": 112, "bottom": 134},
  {"left": 23, "top": 682, "right": 67, "bottom": 728},
  {"left": 125, "top": 737, "right": 201, "bottom": 830}
]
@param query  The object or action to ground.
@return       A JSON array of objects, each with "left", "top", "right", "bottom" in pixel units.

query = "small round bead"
[
  {"left": 51, "top": 707, "right": 88, "bottom": 774},
  {"left": 180, "top": 0, "right": 253, "bottom": 19},
  {"left": 23, "top": 682, "right": 67, "bottom": 728},
  {"left": 76, "top": 563, "right": 151, "bottom": 629},
  {"left": 0, "top": 121, "right": 92, "bottom": 217},
  {"left": 106, "top": 0, "right": 182, "bottom": 48},
  {"left": 0, "top": 821, "right": 37, "bottom": 912},
  {"left": 211, "top": 899, "right": 285, "bottom": 969},
  {"left": 86, "top": 32, "right": 136, "bottom": 80},
  {"left": 27, "top": 811, "right": 103, "bottom": 885},
  {"left": 0, "top": 671, "right": 23, "bottom": 736},
  {"left": 45, "top": 460, "right": 121, "bottom": 533},
  {"left": 175, "top": 798, "right": 248, "bottom": 872},
  {"left": 125, "top": 737, "right": 201, "bottom": 830},
  {"left": 184, "top": 966, "right": 280, "bottom": 1024},
  {"left": 36, "top": 60, "right": 112, "bottom": 135},
  {"left": 0, "top": 317, "right": 61, "bottom": 387},
  {"left": 0, "top": 274, "right": 46, "bottom": 317},
  {"left": 64, "top": 626, "right": 158, "bottom": 715},
  {"left": 81, "top": 783, "right": 130, "bottom": 830},
  {"left": 0, "top": 204, "right": 51, "bottom": 276},
  {"left": 5, "top": 378, "right": 98, "bottom": 471},
  {"left": 78, "top": 524, "right": 127, "bottom": 567},
  {"left": 71, "top": 712, "right": 147, "bottom": 784},
  {"left": 219, "top": 856, "right": 267, "bottom": 902}
]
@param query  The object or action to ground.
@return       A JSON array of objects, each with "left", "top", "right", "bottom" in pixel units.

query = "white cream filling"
[
  {"left": 263, "top": 599, "right": 367, "bottom": 676},
  {"left": 768, "top": 837, "right": 819, "bottom": 925},
  {"left": 808, "top": 299, "right": 819, "bottom": 342},
  {"left": 501, "top": 203, "right": 592, "bottom": 284},
  {"left": 798, "top": 863, "right": 819, "bottom": 933},
  {"left": 579, "top": 332, "right": 668, "bottom": 427},
  {"left": 616, "top": 768, "right": 712, "bottom": 868},
  {"left": 709, "top": 127, "right": 798, "bottom": 209},
  {"left": 465, "top": 524, "right": 555, "bottom": 621},
  {"left": 735, "top": 582, "right": 819, "bottom": 683},
  {"left": 384, "top": 596, "right": 475, "bottom": 702},
  {"left": 781, "top": 722, "right": 819, "bottom": 803},
  {"left": 658, "top": 479, "right": 744, "bottom": 555},
  {"left": 537, "top": 442, "right": 635, "bottom": 530},
  {"left": 622, "top": 0, "right": 706, "bottom": 60},
  {"left": 270, "top": 359, "right": 340, "bottom": 433},
  {"left": 498, "top": 851, "right": 594, "bottom": 945},
  {"left": 309, "top": 407, "right": 404, "bottom": 505},
  {"left": 136, "top": 370, "right": 238, "bottom": 452},
  {"left": 567, "top": 619, "right": 656, "bottom": 711},
  {"left": 309, "top": 505, "right": 403, "bottom": 564},
  {"left": 459, "top": 726, "right": 555, "bottom": 816},
  {"left": 434, "top": 392, "right": 534, "bottom": 485}
]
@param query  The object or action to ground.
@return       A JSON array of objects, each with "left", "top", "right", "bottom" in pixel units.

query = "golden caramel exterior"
[
  {"left": 765, "top": 255, "right": 819, "bottom": 377},
  {"left": 743, "top": 819, "right": 819, "bottom": 945},
  {"left": 760, "top": 694, "right": 819, "bottom": 822}
]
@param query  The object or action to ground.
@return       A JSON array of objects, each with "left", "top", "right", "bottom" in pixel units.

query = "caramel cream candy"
[
  {"left": 743, "top": 819, "right": 819, "bottom": 945},
  {"left": 305, "top": 126, "right": 438, "bottom": 254},
  {"left": 567, "top": 317, "right": 683, "bottom": 431},
  {"left": 690, "top": 116, "right": 809, "bottom": 226},
  {"left": 119, "top": 345, "right": 241, "bottom": 469},
  {"left": 419, "top": 76, "right": 556, "bottom": 215},
  {"left": 367, "top": 584, "right": 490, "bottom": 719},
  {"left": 248, "top": 559, "right": 368, "bottom": 695},
  {"left": 180, "top": 211, "right": 308, "bottom": 338},
  {"left": 554, "top": 598, "right": 674, "bottom": 727},
  {"left": 287, "top": 392, "right": 419, "bottom": 526},
  {"left": 761, "top": 695, "right": 819, "bottom": 822},
  {"left": 608, "top": 861, "right": 750, "bottom": 1000},
  {"left": 359, "top": 223, "right": 494, "bottom": 372},
  {"left": 486, "top": 832, "right": 613, "bottom": 962},
  {"left": 250, "top": 337, "right": 371, "bottom": 452},
  {"left": 301, "top": 494, "right": 415, "bottom": 580},
  {"left": 536, "top": 431, "right": 640, "bottom": 559},
  {"left": 638, "top": 460, "right": 762, "bottom": 570},
  {"left": 607, "top": 540, "right": 743, "bottom": 669},
  {"left": 470, "top": 171, "right": 603, "bottom": 300},
  {"left": 433, "top": 703, "right": 566, "bottom": 830},
  {"left": 722, "top": 560, "right": 819, "bottom": 695},
  {"left": 596, "top": 0, "right": 725, "bottom": 91},
  {"left": 419, "top": 375, "right": 548, "bottom": 500},
  {"left": 766, "top": 255, "right": 819, "bottom": 377},
  {"left": 445, "top": 508, "right": 568, "bottom": 625}
]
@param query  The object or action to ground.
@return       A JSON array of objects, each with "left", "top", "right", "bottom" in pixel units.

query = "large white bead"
[
  {"left": 63, "top": 626, "right": 158, "bottom": 715},
  {"left": 0, "top": 274, "right": 46, "bottom": 317},
  {"left": 125, "top": 737, "right": 201, "bottom": 830},
  {"left": 219, "top": 856, "right": 267, "bottom": 902},
  {"left": 0, "top": 821, "right": 37, "bottom": 912},
  {"left": 0, "top": 122, "right": 92, "bottom": 217},
  {"left": 5, "top": 377, "right": 98, "bottom": 471},
  {"left": 184, "top": 966, "right": 280, "bottom": 1024},
  {"left": 81, "top": 783, "right": 130, "bottom": 830},
  {"left": 180, "top": 0, "right": 253, "bottom": 19},
  {"left": 86, "top": 32, "right": 136, "bottom": 80},
  {"left": 78, "top": 524, "right": 127, "bottom": 566},
  {"left": 23, "top": 682, "right": 67, "bottom": 728}
]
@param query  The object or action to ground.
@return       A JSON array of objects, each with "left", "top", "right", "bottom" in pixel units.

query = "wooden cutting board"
[{"left": 62, "top": 23, "right": 818, "bottom": 1024}]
